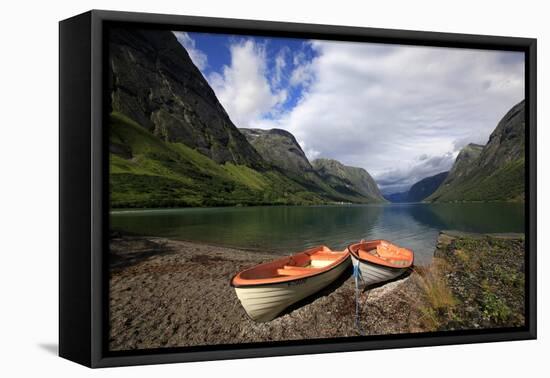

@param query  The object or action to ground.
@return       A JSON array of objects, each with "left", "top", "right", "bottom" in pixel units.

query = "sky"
[{"left": 173, "top": 31, "right": 525, "bottom": 194}]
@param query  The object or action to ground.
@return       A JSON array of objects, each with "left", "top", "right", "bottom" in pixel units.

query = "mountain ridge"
[
  {"left": 240, "top": 128, "right": 386, "bottom": 203},
  {"left": 312, "top": 158, "right": 386, "bottom": 203},
  {"left": 426, "top": 100, "right": 525, "bottom": 202},
  {"left": 239, "top": 128, "right": 314, "bottom": 175}
]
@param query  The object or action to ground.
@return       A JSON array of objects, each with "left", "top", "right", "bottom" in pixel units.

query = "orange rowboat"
[
  {"left": 231, "top": 246, "right": 350, "bottom": 322},
  {"left": 348, "top": 240, "right": 414, "bottom": 287}
]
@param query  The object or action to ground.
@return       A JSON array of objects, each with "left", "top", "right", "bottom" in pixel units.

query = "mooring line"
[{"left": 353, "top": 262, "right": 366, "bottom": 336}]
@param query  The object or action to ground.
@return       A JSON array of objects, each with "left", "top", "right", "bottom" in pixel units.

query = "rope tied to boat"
[{"left": 353, "top": 261, "right": 366, "bottom": 336}]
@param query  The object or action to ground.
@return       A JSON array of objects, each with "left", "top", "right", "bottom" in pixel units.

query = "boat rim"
[
  {"left": 230, "top": 246, "right": 350, "bottom": 288},
  {"left": 347, "top": 239, "right": 414, "bottom": 269}
]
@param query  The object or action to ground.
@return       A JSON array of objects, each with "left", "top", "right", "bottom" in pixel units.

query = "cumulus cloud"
[
  {"left": 376, "top": 152, "right": 456, "bottom": 193},
  {"left": 173, "top": 32, "right": 208, "bottom": 70},
  {"left": 289, "top": 62, "right": 315, "bottom": 88},
  {"left": 207, "top": 39, "right": 288, "bottom": 127},
  {"left": 259, "top": 41, "right": 524, "bottom": 192}
]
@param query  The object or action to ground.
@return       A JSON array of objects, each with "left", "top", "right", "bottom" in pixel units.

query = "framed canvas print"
[{"left": 59, "top": 10, "right": 537, "bottom": 368}]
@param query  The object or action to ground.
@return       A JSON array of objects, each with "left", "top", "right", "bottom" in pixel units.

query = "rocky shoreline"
[
  {"left": 429, "top": 230, "right": 525, "bottom": 330},
  {"left": 109, "top": 231, "right": 525, "bottom": 351}
]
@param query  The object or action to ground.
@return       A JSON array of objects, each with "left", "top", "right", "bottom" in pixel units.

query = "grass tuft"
[{"left": 413, "top": 260, "right": 458, "bottom": 330}]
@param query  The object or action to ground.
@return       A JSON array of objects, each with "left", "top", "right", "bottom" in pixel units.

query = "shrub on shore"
[{"left": 413, "top": 233, "right": 525, "bottom": 332}]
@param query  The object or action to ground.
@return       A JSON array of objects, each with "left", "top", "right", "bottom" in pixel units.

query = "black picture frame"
[{"left": 59, "top": 9, "right": 537, "bottom": 368}]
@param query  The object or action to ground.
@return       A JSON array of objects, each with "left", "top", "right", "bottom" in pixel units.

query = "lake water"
[{"left": 110, "top": 203, "right": 525, "bottom": 265}]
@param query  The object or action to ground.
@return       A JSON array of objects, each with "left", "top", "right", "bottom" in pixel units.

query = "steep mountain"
[
  {"left": 108, "top": 27, "right": 263, "bottom": 168},
  {"left": 407, "top": 171, "right": 449, "bottom": 202},
  {"left": 426, "top": 100, "right": 525, "bottom": 202},
  {"left": 107, "top": 27, "right": 386, "bottom": 208},
  {"left": 425, "top": 143, "right": 483, "bottom": 201},
  {"left": 239, "top": 128, "right": 313, "bottom": 175},
  {"left": 312, "top": 159, "right": 386, "bottom": 203}
]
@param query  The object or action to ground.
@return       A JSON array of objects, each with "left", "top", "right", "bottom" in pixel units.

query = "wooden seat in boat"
[
  {"left": 358, "top": 248, "right": 410, "bottom": 267},
  {"left": 358, "top": 249, "right": 377, "bottom": 260},
  {"left": 386, "top": 259, "right": 409, "bottom": 266},
  {"left": 277, "top": 266, "right": 316, "bottom": 276},
  {"left": 310, "top": 252, "right": 340, "bottom": 260}
]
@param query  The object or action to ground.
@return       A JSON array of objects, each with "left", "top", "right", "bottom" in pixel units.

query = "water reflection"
[{"left": 111, "top": 203, "right": 524, "bottom": 266}]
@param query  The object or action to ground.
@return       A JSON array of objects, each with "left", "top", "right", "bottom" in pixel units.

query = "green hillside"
[
  {"left": 427, "top": 158, "right": 524, "bottom": 202},
  {"left": 312, "top": 159, "right": 386, "bottom": 203},
  {"left": 427, "top": 100, "right": 525, "bottom": 203},
  {"left": 109, "top": 112, "right": 327, "bottom": 208}
]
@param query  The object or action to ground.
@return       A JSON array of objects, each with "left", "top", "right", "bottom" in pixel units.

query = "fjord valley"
[
  {"left": 108, "top": 26, "right": 526, "bottom": 262},
  {"left": 107, "top": 27, "right": 527, "bottom": 350},
  {"left": 108, "top": 26, "right": 525, "bottom": 209},
  {"left": 108, "top": 26, "right": 526, "bottom": 260}
]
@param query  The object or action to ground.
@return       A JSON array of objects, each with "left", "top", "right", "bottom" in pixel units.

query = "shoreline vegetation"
[{"left": 109, "top": 230, "right": 525, "bottom": 350}]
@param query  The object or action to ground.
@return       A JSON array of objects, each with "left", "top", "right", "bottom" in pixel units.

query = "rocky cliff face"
[
  {"left": 239, "top": 128, "right": 313, "bottom": 175},
  {"left": 312, "top": 158, "right": 386, "bottom": 202},
  {"left": 426, "top": 144, "right": 483, "bottom": 201},
  {"left": 476, "top": 100, "right": 525, "bottom": 171},
  {"left": 427, "top": 100, "right": 525, "bottom": 202},
  {"left": 449, "top": 144, "right": 484, "bottom": 182},
  {"left": 108, "top": 27, "right": 263, "bottom": 167}
]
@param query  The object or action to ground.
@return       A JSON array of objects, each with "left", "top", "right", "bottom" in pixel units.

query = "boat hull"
[
  {"left": 351, "top": 254, "right": 407, "bottom": 287},
  {"left": 234, "top": 258, "right": 350, "bottom": 322}
]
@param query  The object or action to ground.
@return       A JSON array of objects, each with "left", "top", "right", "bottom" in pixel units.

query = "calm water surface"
[{"left": 111, "top": 203, "right": 524, "bottom": 265}]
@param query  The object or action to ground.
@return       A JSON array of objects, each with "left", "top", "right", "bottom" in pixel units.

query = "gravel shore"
[
  {"left": 109, "top": 231, "right": 525, "bottom": 351},
  {"left": 109, "top": 236, "right": 418, "bottom": 351}
]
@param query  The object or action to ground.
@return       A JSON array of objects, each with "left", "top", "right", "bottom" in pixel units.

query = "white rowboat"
[
  {"left": 231, "top": 246, "right": 350, "bottom": 322},
  {"left": 348, "top": 240, "right": 414, "bottom": 287}
]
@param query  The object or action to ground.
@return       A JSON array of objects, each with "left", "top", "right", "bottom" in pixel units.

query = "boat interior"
[
  {"left": 355, "top": 240, "right": 413, "bottom": 267},
  {"left": 232, "top": 246, "right": 349, "bottom": 286},
  {"left": 276, "top": 247, "right": 345, "bottom": 276}
]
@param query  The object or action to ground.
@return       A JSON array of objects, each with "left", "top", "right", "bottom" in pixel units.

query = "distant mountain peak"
[
  {"left": 312, "top": 158, "right": 369, "bottom": 175},
  {"left": 384, "top": 171, "right": 449, "bottom": 203},
  {"left": 312, "top": 158, "right": 386, "bottom": 203},
  {"left": 240, "top": 129, "right": 385, "bottom": 203},
  {"left": 239, "top": 128, "right": 312, "bottom": 175}
]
